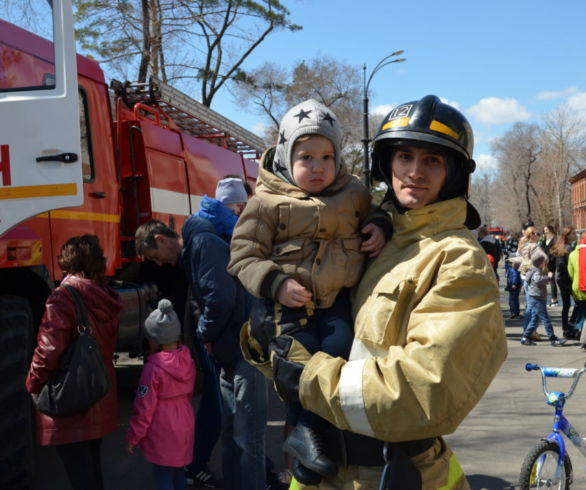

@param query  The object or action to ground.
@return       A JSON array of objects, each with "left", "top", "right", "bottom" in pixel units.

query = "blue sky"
[
  {"left": 208, "top": 0, "right": 586, "bottom": 174},
  {"left": 4, "top": 1, "right": 585, "bottom": 175}
]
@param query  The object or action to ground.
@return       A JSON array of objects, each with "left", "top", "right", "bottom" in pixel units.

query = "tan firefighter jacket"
[
  {"left": 298, "top": 196, "right": 507, "bottom": 443},
  {"left": 229, "top": 155, "right": 380, "bottom": 309}
]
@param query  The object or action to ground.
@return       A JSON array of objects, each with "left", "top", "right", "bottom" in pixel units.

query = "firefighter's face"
[
  {"left": 142, "top": 235, "right": 181, "bottom": 266},
  {"left": 390, "top": 146, "right": 447, "bottom": 209}
]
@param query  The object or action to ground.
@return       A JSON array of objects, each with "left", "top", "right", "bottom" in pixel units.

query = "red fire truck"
[{"left": 0, "top": 2, "right": 262, "bottom": 487}]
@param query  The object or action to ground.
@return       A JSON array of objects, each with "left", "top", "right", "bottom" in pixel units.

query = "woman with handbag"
[{"left": 26, "top": 235, "right": 123, "bottom": 490}]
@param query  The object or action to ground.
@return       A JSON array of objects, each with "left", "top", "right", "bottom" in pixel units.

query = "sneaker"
[
  {"left": 186, "top": 466, "right": 222, "bottom": 488},
  {"left": 520, "top": 337, "right": 536, "bottom": 346},
  {"left": 550, "top": 338, "right": 567, "bottom": 346},
  {"left": 548, "top": 301, "right": 559, "bottom": 307},
  {"left": 529, "top": 331, "right": 542, "bottom": 342},
  {"left": 283, "top": 424, "right": 337, "bottom": 478},
  {"left": 580, "top": 344, "right": 586, "bottom": 352}
]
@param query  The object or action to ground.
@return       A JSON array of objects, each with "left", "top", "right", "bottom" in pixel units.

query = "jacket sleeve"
[
  {"left": 25, "top": 288, "right": 76, "bottom": 394},
  {"left": 126, "top": 362, "right": 159, "bottom": 446},
  {"left": 298, "top": 245, "right": 507, "bottom": 442},
  {"left": 228, "top": 196, "right": 286, "bottom": 299},
  {"left": 191, "top": 234, "right": 239, "bottom": 344}
]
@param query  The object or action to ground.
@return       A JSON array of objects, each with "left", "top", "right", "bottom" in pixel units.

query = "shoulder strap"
[{"left": 62, "top": 284, "right": 90, "bottom": 328}]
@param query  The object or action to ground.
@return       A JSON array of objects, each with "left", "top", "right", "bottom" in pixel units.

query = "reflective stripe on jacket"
[{"left": 298, "top": 197, "right": 507, "bottom": 487}]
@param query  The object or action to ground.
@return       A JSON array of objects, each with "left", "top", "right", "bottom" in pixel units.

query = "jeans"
[
  {"left": 508, "top": 289, "right": 520, "bottom": 316},
  {"left": 219, "top": 358, "right": 268, "bottom": 490},
  {"left": 54, "top": 438, "right": 103, "bottom": 490},
  {"left": 187, "top": 342, "right": 222, "bottom": 475},
  {"left": 152, "top": 464, "right": 188, "bottom": 490},
  {"left": 523, "top": 296, "right": 555, "bottom": 339},
  {"left": 289, "top": 290, "right": 353, "bottom": 431}
]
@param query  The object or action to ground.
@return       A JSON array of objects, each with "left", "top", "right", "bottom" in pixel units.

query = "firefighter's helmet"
[{"left": 371, "top": 95, "right": 476, "bottom": 187}]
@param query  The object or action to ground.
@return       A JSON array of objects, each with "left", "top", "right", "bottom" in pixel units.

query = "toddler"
[
  {"left": 505, "top": 258, "right": 522, "bottom": 319},
  {"left": 228, "top": 99, "right": 390, "bottom": 485},
  {"left": 520, "top": 254, "right": 566, "bottom": 346},
  {"left": 126, "top": 299, "right": 196, "bottom": 490}
]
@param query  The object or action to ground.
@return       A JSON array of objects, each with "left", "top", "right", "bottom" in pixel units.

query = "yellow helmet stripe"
[
  {"left": 429, "top": 120, "right": 459, "bottom": 140},
  {"left": 381, "top": 117, "right": 410, "bottom": 131}
]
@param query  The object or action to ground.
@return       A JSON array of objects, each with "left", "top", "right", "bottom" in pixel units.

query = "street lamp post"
[{"left": 362, "top": 51, "right": 406, "bottom": 188}]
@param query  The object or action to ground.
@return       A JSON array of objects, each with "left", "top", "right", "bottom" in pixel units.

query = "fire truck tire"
[{"left": 0, "top": 295, "right": 37, "bottom": 490}]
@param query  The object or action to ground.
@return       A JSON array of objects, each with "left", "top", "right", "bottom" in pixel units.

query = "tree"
[
  {"left": 540, "top": 106, "right": 586, "bottom": 231},
  {"left": 73, "top": 0, "right": 301, "bottom": 106},
  {"left": 490, "top": 122, "right": 541, "bottom": 229},
  {"left": 231, "top": 55, "right": 367, "bottom": 176}
]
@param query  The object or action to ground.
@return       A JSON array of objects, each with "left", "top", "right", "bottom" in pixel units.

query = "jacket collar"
[{"left": 391, "top": 197, "right": 468, "bottom": 248}]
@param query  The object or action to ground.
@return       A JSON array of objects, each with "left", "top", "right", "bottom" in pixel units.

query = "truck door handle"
[
  {"left": 90, "top": 192, "right": 106, "bottom": 198},
  {"left": 36, "top": 152, "right": 78, "bottom": 163}
]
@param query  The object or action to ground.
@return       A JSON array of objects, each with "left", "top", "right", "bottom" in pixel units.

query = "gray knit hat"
[
  {"left": 215, "top": 178, "right": 248, "bottom": 204},
  {"left": 273, "top": 99, "right": 342, "bottom": 186},
  {"left": 144, "top": 298, "right": 181, "bottom": 345}
]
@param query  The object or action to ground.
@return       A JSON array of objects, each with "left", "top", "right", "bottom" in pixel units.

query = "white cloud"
[
  {"left": 536, "top": 86, "right": 579, "bottom": 101},
  {"left": 567, "top": 92, "right": 586, "bottom": 114},
  {"left": 467, "top": 97, "right": 531, "bottom": 126},
  {"left": 474, "top": 154, "right": 499, "bottom": 172},
  {"left": 372, "top": 104, "right": 394, "bottom": 116}
]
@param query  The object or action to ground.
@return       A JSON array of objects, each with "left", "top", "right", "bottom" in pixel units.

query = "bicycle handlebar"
[{"left": 526, "top": 362, "right": 586, "bottom": 400}]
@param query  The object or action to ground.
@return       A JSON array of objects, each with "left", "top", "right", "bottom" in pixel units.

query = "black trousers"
[{"left": 55, "top": 438, "right": 103, "bottom": 490}]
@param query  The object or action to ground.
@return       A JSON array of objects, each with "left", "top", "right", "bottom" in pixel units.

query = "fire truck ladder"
[{"left": 111, "top": 78, "right": 265, "bottom": 158}]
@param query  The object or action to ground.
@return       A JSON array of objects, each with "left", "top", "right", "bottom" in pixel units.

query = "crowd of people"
[
  {"left": 26, "top": 96, "right": 509, "bottom": 490},
  {"left": 481, "top": 222, "right": 586, "bottom": 350}
]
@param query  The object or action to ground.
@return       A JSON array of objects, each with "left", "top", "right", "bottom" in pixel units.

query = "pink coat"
[{"left": 126, "top": 345, "right": 196, "bottom": 467}]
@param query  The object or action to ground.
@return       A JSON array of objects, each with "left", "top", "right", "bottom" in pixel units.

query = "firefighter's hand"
[
  {"left": 277, "top": 279, "right": 312, "bottom": 308},
  {"left": 269, "top": 335, "right": 312, "bottom": 403},
  {"left": 360, "top": 223, "right": 386, "bottom": 258}
]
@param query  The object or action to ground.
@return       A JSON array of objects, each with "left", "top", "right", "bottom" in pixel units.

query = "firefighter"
[{"left": 258, "top": 95, "right": 508, "bottom": 489}]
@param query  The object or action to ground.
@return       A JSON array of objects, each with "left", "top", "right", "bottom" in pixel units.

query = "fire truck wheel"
[{"left": 0, "top": 295, "right": 37, "bottom": 490}]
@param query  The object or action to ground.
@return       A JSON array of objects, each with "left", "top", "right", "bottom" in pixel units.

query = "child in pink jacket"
[{"left": 126, "top": 299, "right": 196, "bottom": 490}]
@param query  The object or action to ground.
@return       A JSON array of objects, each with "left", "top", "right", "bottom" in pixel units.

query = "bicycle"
[{"left": 519, "top": 362, "right": 586, "bottom": 489}]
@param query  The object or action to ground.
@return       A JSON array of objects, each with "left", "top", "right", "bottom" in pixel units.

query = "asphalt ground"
[{"left": 34, "top": 270, "right": 586, "bottom": 490}]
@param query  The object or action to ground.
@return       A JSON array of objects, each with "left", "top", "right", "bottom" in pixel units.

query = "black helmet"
[{"left": 371, "top": 95, "right": 476, "bottom": 185}]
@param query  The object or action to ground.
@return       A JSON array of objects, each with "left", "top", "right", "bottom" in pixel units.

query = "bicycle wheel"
[{"left": 519, "top": 440, "right": 573, "bottom": 489}]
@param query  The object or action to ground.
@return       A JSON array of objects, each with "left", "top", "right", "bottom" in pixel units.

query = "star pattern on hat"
[
  {"left": 274, "top": 159, "right": 287, "bottom": 174},
  {"left": 293, "top": 108, "right": 312, "bottom": 122},
  {"left": 279, "top": 131, "right": 287, "bottom": 145},
  {"left": 322, "top": 112, "right": 336, "bottom": 127}
]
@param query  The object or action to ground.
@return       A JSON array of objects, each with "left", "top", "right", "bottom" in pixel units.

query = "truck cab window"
[
  {"left": 0, "top": 1, "right": 55, "bottom": 91},
  {"left": 79, "top": 88, "right": 95, "bottom": 182}
]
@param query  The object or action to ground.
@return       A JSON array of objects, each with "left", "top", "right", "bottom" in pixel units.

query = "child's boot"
[
  {"left": 292, "top": 459, "right": 322, "bottom": 485},
  {"left": 283, "top": 424, "right": 337, "bottom": 478}
]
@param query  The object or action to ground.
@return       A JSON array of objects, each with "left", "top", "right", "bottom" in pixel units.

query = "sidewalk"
[{"left": 445, "top": 285, "right": 586, "bottom": 489}]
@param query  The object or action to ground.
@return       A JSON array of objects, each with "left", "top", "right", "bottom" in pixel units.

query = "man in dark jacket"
[{"left": 135, "top": 178, "right": 272, "bottom": 490}]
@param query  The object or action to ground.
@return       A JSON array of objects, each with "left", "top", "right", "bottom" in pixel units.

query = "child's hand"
[
  {"left": 360, "top": 223, "right": 386, "bottom": 258},
  {"left": 277, "top": 278, "right": 312, "bottom": 307},
  {"left": 126, "top": 443, "right": 135, "bottom": 455}
]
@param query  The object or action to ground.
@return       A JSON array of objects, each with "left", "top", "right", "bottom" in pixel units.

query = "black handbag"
[{"left": 37, "top": 284, "right": 111, "bottom": 417}]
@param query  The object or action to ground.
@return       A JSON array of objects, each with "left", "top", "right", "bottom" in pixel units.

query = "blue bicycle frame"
[{"left": 526, "top": 363, "right": 586, "bottom": 481}]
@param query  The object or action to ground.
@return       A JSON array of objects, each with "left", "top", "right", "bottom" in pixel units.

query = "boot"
[
  {"left": 283, "top": 424, "right": 337, "bottom": 478},
  {"left": 292, "top": 459, "right": 322, "bottom": 486}
]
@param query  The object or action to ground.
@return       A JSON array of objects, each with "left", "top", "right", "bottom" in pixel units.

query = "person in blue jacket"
[
  {"left": 135, "top": 177, "right": 272, "bottom": 490},
  {"left": 505, "top": 258, "right": 522, "bottom": 319}
]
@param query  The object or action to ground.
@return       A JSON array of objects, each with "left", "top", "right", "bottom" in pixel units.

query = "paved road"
[{"left": 35, "top": 276, "right": 586, "bottom": 489}]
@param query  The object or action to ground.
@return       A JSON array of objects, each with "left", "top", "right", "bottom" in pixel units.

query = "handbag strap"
[{"left": 62, "top": 284, "right": 91, "bottom": 330}]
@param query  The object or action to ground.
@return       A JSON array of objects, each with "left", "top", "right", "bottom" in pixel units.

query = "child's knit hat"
[
  {"left": 144, "top": 299, "right": 181, "bottom": 345},
  {"left": 273, "top": 99, "right": 342, "bottom": 186},
  {"left": 215, "top": 177, "right": 248, "bottom": 204}
]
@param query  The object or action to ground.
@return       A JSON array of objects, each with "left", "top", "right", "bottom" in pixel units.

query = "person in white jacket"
[{"left": 258, "top": 95, "right": 507, "bottom": 489}]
